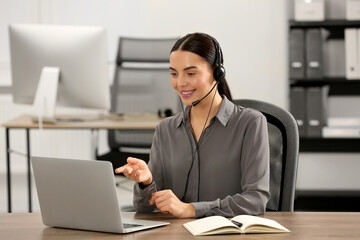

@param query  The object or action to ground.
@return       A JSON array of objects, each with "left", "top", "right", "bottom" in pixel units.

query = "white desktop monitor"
[{"left": 9, "top": 24, "right": 110, "bottom": 122}]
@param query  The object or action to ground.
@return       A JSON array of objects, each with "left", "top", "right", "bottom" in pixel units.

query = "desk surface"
[
  {"left": 1, "top": 211, "right": 360, "bottom": 239},
  {"left": 2, "top": 114, "right": 161, "bottom": 130}
]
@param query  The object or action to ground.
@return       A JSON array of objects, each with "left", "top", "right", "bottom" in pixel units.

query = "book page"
[
  {"left": 231, "top": 215, "right": 290, "bottom": 233},
  {"left": 183, "top": 216, "right": 239, "bottom": 236}
]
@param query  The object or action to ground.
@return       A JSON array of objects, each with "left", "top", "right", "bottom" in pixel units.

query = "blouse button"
[{"left": 205, "top": 129, "right": 209, "bottom": 133}]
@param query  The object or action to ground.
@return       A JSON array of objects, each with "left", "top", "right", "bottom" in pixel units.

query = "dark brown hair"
[{"left": 170, "top": 33, "right": 233, "bottom": 102}]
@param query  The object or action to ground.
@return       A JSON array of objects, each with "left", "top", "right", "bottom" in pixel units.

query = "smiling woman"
[
  {"left": 169, "top": 51, "right": 215, "bottom": 105},
  {"left": 116, "top": 33, "right": 270, "bottom": 219},
  {"left": 170, "top": 33, "right": 231, "bottom": 106}
]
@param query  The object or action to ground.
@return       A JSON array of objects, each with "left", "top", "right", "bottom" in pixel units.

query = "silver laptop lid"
[{"left": 32, "top": 156, "right": 124, "bottom": 233}]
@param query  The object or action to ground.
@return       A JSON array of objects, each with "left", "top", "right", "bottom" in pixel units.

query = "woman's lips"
[{"left": 180, "top": 90, "right": 196, "bottom": 98}]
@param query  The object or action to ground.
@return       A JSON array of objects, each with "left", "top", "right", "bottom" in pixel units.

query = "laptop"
[{"left": 31, "top": 156, "right": 169, "bottom": 234}]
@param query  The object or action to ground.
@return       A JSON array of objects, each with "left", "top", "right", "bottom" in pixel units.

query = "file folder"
[
  {"left": 290, "top": 87, "right": 307, "bottom": 137},
  {"left": 306, "top": 86, "right": 329, "bottom": 137},
  {"left": 345, "top": 28, "right": 359, "bottom": 79},
  {"left": 289, "top": 29, "right": 305, "bottom": 79},
  {"left": 306, "top": 29, "right": 324, "bottom": 79}
]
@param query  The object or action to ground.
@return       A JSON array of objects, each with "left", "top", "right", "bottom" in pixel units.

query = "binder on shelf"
[
  {"left": 306, "top": 86, "right": 329, "bottom": 137},
  {"left": 290, "top": 87, "right": 307, "bottom": 137},
  {"left": 305, "top": 29, "right": 323, "bottom": 79},
  {"left": 289, "top": 29, "right": 305, "bottom": 79},
  {"left": 345, "top": 28, "right": 359, "bottom": 79}
]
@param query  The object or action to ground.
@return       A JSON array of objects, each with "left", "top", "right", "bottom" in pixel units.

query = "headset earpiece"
[
  {"left": 213, "top": 65, "right": 226, "bottom": 83},
  {"left": 209, "top": 35, "right": 226, "bottom": 83}
]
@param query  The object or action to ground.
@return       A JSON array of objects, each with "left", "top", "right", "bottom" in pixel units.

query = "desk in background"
[
  {"left": 2, "top": 114, "right": 161, "bottom": 213},
  {"left": 1, "top": 211, "right": 360, "bottom": 239}
]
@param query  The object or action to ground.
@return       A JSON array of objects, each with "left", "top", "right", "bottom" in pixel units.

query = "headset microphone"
[
  {"left": 191, "top": 81, "right": 218, "bottom": 107},
  {"left": 191, "top": 35, "right": 225, "bottom": 107}
]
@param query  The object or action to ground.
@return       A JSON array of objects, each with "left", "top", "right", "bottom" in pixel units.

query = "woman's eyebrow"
[
  {"left": 184, "top": 66, "right": 198, "bottom": 71},
  {"left": 169, "top": 66, "right": 198, "bottom": 71}
]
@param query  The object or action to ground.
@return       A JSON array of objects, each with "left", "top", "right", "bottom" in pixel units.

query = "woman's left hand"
[{"left": 150, "top": 190, "right": 195, "bottom": 218}]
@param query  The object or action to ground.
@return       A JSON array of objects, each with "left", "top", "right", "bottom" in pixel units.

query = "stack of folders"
[
  {"left": 345, "top": 28, "right": 360, "bottom": 80},
  {"left": 290, "top": 28, "right": 324, "bottom": 80},
  {"left": 290, "top": 86, "right": 329, "bottom": 137},
  {"left": 323, "top": 118, "right": 360, "bottom": 138}
]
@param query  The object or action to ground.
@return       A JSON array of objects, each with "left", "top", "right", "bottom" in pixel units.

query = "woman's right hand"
[{"left": 115, "top": 157, "right": 153, "bottom": 186}]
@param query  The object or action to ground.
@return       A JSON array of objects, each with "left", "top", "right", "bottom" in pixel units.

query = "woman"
[{"left": 115, "top": 33, "right": 270, "bottom": 218}]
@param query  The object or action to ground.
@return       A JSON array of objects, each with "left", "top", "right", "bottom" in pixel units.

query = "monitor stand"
[{"left": 31, "top": 67, "right": 60, "bottom": 124}]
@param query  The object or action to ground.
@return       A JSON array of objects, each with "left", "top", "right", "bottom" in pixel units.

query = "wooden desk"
[
  {"left": 2, "top": 114, "right": 161, "bottom": 213},
  {"left": 1, "top": 212, "right": 360, "bottom": 239},
  {"left": 2, "top": 114, "right": 161, "bottom": 130}
]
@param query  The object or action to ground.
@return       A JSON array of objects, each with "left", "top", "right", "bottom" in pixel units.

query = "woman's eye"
[
  {"left": 188, "top": 72, "right": 196, "bottom": 76},
  {"left": 170, "top": 72, "right": 177, "bottom": 76}
]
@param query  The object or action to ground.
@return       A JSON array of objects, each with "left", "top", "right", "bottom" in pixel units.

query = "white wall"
[{"left": 0, "top": 0, "right": 288, "bottom": 107}]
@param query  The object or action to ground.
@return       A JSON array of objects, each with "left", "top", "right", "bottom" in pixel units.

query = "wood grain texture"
[{"left": 1, "top": 212, "right": 360, "bottom": 239}]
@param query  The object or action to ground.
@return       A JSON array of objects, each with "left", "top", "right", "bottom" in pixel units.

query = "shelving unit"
[
  {"left": 290, "top": 20, "right": 360, "bottom": 39},
  {"left": 288, "top": 6, "right": 360, "bottom": 209},
  {"left": 291, "top": 78, "right": 360, "bottom": 96},
  {"left": 290, "top": 20, "right": 360, "bottom": 28},
  {"left": 300, "top": 138, "right": 360, "bottom": 152},
  {"left": 289, "top": 20, "right": 360, "bottom": 153}
]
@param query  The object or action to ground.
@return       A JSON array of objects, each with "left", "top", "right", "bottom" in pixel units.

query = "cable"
[
  {"left": 181, "top": 85, "right": 218, "bottom": 202},
  {"left": 179, "top": 98, "right": 197, "bottom": 202},
  {"left": 197, "top": 87, "right": 217, "bottom": 201}
]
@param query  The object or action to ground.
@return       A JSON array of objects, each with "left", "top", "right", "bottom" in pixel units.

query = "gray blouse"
[{"left": 133, "top": 97, "right": 270, "bottom": 218}]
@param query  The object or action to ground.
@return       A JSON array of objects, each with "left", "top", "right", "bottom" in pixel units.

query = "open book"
[{"left": 183, "top": 215, "right": 290, "bottom": 236}]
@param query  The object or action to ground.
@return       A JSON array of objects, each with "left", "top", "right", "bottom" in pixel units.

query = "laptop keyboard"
[{"left": 123, "top": 223, "right": 144, "bottom": 229}]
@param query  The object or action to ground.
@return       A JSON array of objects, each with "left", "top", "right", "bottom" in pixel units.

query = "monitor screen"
[{"left": 9, "top": 24, "right": 110, "bottom": 117}]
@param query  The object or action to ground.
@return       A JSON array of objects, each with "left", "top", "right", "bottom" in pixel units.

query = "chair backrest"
[
  {"left": 234, "top": 99, "right": 299, "bottom": 211},
  {"left": 108, "top": 37, "right": 179, "bottom": 150},
  {"left": 116, "top": 37, "right": 177, "bottom": 64}
]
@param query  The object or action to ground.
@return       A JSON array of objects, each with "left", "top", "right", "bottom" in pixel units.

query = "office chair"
[
  {"left": 234, "top": 99, "right": 299, "bottom": 211},
  {"left": 97, "top": 37, "right": 179, "bottom": 172}
]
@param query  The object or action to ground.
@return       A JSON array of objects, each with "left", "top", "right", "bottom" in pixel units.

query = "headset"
[
  {"left": 191, "top": 35, "right": 226, "bottom": 107},
  {"left": 210, "top": 35, "right": 226, "bottom": 83},
  {"left": 182, "top": 34, "right": 225, "bottom": 202}
]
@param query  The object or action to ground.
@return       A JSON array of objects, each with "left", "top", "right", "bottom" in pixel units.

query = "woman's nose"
[{"left": 178, "top": 75, "right": 188, "bottom": 87}]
